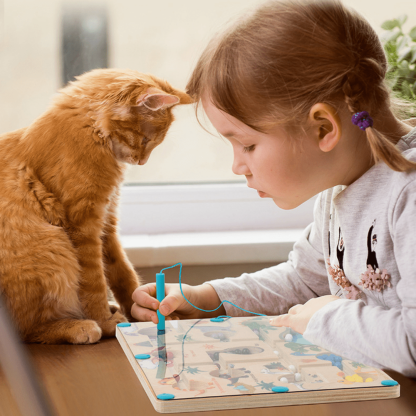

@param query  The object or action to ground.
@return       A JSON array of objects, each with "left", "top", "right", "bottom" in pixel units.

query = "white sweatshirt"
[{"left": 206, "top": 126, "right": 416, "bottom": 378}]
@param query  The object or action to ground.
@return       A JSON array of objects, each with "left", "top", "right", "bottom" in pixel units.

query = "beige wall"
[
  {"left": 1, "top": 0, "right": 415, "bottom": 184},
  {"left": 0, "top": 0, "right": 60, "bottom": 133}
]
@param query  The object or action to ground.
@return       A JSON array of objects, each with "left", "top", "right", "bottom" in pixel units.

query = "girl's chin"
[
  {"left": 272, "top": 198, "right": 302, "bottom": 210},
  {"left": 257, "top": 190, "right": 271, "bottom": 198}
]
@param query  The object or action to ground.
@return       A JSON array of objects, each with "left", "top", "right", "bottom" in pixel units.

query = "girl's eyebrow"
[{"left": 220, "top": 131, "right": 242, "bottom": 139}]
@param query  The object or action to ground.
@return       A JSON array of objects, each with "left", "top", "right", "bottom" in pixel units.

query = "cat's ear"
[{"left": 136, "top": 88, "right": 180, "bottom": 111}]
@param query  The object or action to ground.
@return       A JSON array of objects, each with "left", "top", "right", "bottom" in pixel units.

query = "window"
[{"left": 1, "top": 0, "right": 416, "bottom": 241}]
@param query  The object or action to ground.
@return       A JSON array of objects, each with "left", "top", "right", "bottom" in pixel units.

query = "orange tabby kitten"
[{"left": 0, "top": 69, "right": 192, "bottom": 344}]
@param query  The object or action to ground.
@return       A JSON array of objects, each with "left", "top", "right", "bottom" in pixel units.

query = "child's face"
[{"left": 202, "top": 98, "right": 330, "bottom": 209}]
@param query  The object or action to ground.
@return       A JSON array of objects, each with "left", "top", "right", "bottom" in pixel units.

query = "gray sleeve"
[
  {"left": 205, "top": 194, "right": 330, "bottom": 316},
  {"left": 303, "top": 181, "right": 416, "bottom": 377}
]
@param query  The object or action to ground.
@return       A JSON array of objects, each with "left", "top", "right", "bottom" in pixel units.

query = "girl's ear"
[
  {"left": 136, "top": 88, "right": 180, "bottom": 111},
  {"left": 308, "top": 103, "right": 342, "bottom": 152}
]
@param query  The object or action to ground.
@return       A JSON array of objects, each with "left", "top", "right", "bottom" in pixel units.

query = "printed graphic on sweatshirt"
[
  {"left": 358, "top": 219, "right": 392, "bottom": 292},
  {"left": 328, "top": 214, "right": 331, "bottom": 258},
  {"left": 336, "top": 228, "right": 345, "bottom": 271},
  {"left": 326, "top": 226, "right": 362, "bottom": 300},
  {"left": 366, "top": 219, "right": 378, "bottom": 270}
]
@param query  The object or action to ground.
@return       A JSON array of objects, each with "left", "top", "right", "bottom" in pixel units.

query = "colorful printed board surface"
[{"left": 116, "top": 316, "right": 399, "bottom": 413}]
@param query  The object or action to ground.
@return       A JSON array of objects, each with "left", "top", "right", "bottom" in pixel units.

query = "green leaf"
[
  {"left": 402, "top": 81, "right": 413, "bottom": 98},
  {"left": 399, "top": 60, "right": 409, "bottom": 69},
  {"left": 381, "top": 27, "right": 402, "bottom": 44},
  {"left": 386, "top": 65, "right": 398, "bottom": 76},
  {"left": 381, "top": 19, "right": 400, "bottom": 30},
  {"left": 397, "top": 14, "right": 408, "bottom": 27},
  {"left": 397, "top": 35, "right": 411, "bottom": 51},
  {"left": 384, "top": 41, "right": 398, "bottom": 58},
  {"left": 391, "top": 75, "right": 401, "bottom": 89},
  {"left": 398, "top": 60, "right": 410, "bottom": 77},
  {"left": 398, "top": 46, "right": 413, "bottom": 62},
  {"left": 410, "top": 26, "right": 416, "bottom": 41},
  {"left": 411, "top": 47, "right": 416, "bottom": 64},
  {"left": 406, "top": 71, "right": 416, "bottom": 84}
]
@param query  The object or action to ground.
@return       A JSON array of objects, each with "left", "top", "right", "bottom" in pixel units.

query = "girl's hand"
[
  {"left": 131, "top": 283, "right": 225, "bottom": 323},
  {"left": 269, "top": 295, "right": 341, "bottom": 334}
]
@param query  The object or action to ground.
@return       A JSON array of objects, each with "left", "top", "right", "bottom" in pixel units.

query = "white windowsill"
[{"left": 121, "top": 229, "right": 303, "bottom": 268}]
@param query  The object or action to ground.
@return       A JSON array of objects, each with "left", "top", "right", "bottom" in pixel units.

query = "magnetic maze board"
[{"left": 116, "top": 316, "right": 399, "bottom": 413}]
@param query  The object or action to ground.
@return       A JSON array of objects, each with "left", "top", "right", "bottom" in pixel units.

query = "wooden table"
[{"left": 1, "top": 338, "right": 415, "bottom": 416}]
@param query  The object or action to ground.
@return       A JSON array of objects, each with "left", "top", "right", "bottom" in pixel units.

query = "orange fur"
[{"left": 0, "top": 69, "right": 192, "bottom": 344}]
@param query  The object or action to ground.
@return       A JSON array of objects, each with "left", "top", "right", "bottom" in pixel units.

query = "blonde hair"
[{"left": 187, "top": 0, "right": 416, "bottom": 172}]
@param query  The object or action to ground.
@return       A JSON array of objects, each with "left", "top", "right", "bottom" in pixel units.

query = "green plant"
[{"left": 380, "top": 14, "right": 416, "bottom": 103}]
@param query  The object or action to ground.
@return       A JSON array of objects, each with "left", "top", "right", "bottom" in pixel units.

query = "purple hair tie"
[{"left": 352, "top": 111, "right": 374, "bottom": 130}]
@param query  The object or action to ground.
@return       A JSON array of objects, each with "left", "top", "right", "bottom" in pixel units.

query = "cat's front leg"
[
  {"left": 102, "top": 204, "right": 141, "bottom": 321},
  {"left": 70, "top": 224, "right": 128, "bottom": 336}
]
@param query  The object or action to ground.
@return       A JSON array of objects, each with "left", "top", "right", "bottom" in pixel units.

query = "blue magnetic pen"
[{"left": 156, "top": 272, "right": 165, "bottom": 332}]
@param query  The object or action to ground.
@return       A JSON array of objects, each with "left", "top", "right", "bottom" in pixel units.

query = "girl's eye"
[
  {"left": 141, "top": 136, "right": 150, "bottom": 146},
  {"left": 243, "top": 145, "right": 255, "bottom": 153}
]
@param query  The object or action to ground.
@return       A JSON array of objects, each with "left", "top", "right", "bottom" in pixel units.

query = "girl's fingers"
[
  {"left": 132, "top": 283, "right": 160, "bottom": 310},
  {"left": 288, "top": 304, "right": 303, "bottom": 315},
  {"left": 131, "top": 302, "right": 158, "bottom": 323},
  {"left": 132, "top": 282, "right": 194, "bottom": 322},
  {"left": 159, "top": 290, "right": 186, "bottom": 316},
  {"left": 269, "top": 314, "right": 290, "bottom": 327}
]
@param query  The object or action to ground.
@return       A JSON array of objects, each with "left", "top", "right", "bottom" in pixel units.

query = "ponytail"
[
  {"left": 344, "top": 71, "right": 416, "bottom": 173},
  {"left": 365, "top": 127, "right": 416, "bottom": 172}
]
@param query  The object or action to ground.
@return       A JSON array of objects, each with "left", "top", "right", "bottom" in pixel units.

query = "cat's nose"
[{"left": 138, "top": 155, "right": 150, "bottom": 165}]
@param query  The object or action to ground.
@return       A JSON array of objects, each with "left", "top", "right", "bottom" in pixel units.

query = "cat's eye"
[
  {"left": 243, "top": 145, "right": 255, "bottom": 153},
  {"left": 141, "top": 136, "right": 150, "bottom": 146}
]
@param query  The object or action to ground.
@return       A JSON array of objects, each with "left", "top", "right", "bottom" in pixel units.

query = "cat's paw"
[
  {"left": 120, "top": 304, "right": 135, "bottom": 322},
  {"left": 108, "top": 301, "right": 121, "bottom": 314},
  {"left": 70, "top": 320, "right": 102, "bottom": 344},
  {"left": 98, "top": 311, "right": 128, "bottom": 337}
]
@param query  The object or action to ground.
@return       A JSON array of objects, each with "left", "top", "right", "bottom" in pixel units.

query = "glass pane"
[{"left": 1, "top": 0, "right": 415, "bottom": 184}]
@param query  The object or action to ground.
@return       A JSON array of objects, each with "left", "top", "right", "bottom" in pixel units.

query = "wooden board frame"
[{"left": 116, "top": 317, "right": 399, "bottom": 414}]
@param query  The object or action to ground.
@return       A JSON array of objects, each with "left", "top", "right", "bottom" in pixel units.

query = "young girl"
[{"left": 131, "top": 0, "right": 416, "bottom": 377}]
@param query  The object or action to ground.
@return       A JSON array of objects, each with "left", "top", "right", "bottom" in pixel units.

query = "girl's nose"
[{"left": 232, "top": 153, "right": 251, "bottom": 176}]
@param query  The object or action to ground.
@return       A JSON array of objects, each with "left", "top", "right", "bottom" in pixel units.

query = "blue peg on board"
[{"left": 156, "top": 272, "right": 165, "bottom": 332}]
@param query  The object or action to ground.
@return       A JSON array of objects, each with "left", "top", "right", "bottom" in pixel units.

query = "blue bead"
[
  {"left": 117, "top": 323, "right": 131, "bottom": 327},
  {"left": 157, "top": 393, "right": 175, "bottom": 400},
  {"left": 381, "top": 380, "right": 398, "bottom": 386},
  {"left": 272, "top": 386, "right": 289, "bottom": 393},
  {"left": 135, "top": 354, "right": 151, "bottom": 360},
  {"left": 210, "top": 317, "right": 225, "bottom": 322}
]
